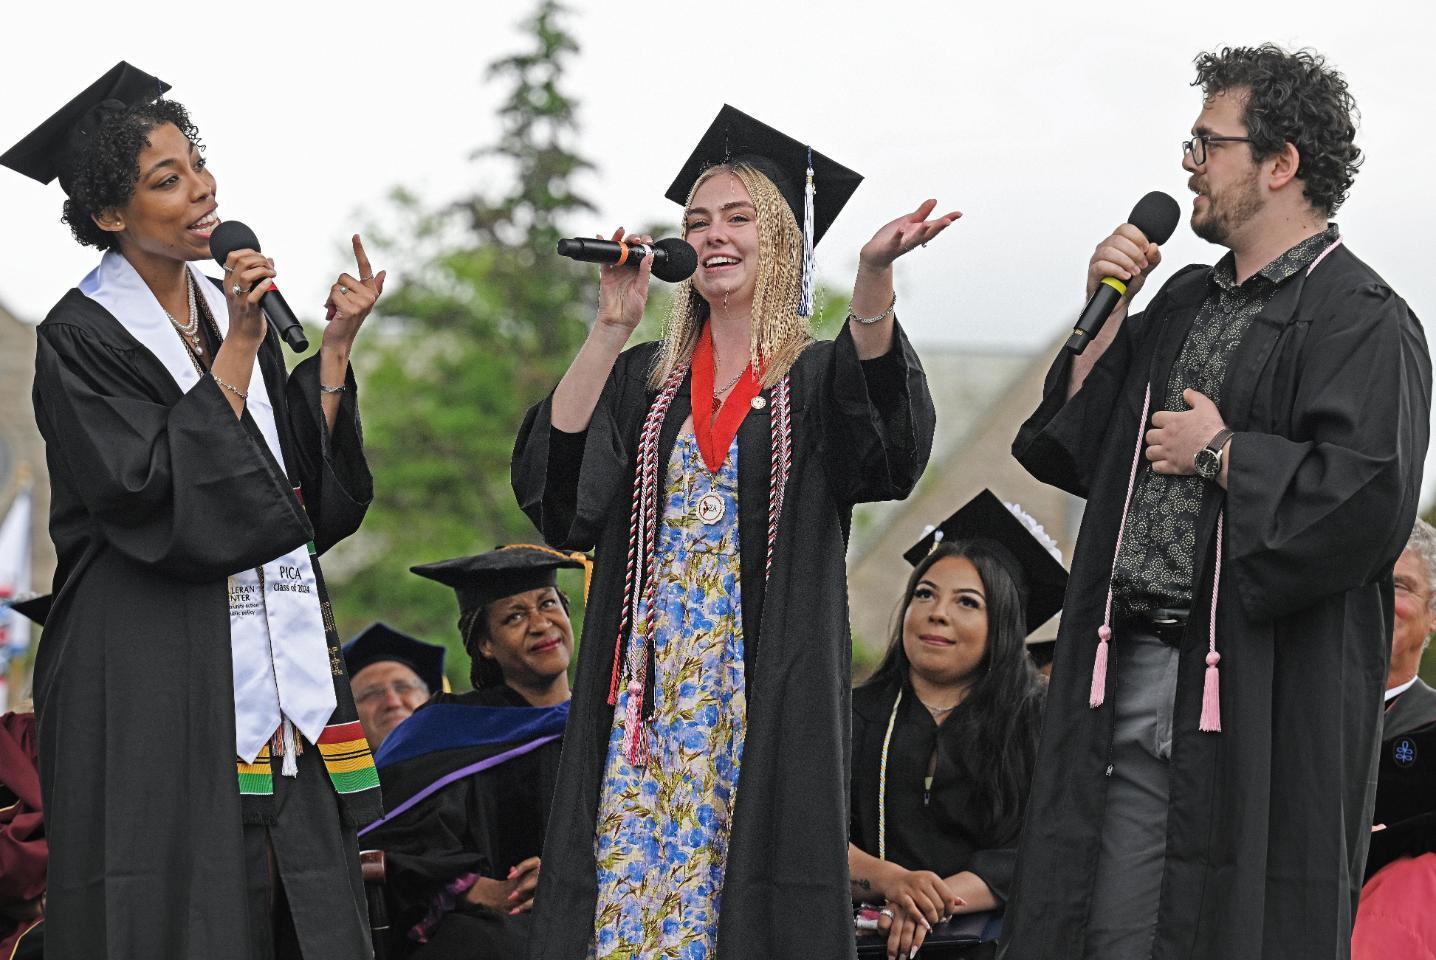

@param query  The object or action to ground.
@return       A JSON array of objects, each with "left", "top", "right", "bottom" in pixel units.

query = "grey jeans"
[{"left": 1083, "top": 626, "right": 1181, "bottom": 960}]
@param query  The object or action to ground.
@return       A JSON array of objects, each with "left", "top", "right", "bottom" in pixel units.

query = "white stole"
[{"left": 80, "top": 251, "right": 336, "bottom": 763}]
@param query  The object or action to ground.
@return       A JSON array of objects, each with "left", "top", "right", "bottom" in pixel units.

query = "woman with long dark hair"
[
  {"left": 849, "top": 491, "right": 1066, "bottom": 960},
  {"left": 512, "top": 106, "right": 950, "bottom": 959},
  {"left": 1, "top": 63, "right": 384, "bottom": 959}
]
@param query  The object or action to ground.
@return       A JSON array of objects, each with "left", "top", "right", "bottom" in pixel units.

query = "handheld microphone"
[
  {"left": 556, "top": 236, "right": 698, "bottom": 284},
  {"left": 1065, "top": 192, "right": 1182, "bottom": 355},
  {"left": 209, "top": 220, "right": 310, "bottom": 353}
]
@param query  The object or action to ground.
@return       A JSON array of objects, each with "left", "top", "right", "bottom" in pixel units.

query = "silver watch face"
[{"left": 1194, "top": 447, "right": 1220, "bottom": 480}]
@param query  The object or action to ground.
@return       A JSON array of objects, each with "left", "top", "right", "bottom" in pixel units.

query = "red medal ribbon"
[{"left": 691, "top": 324, "right": 762, "bottom": 474}]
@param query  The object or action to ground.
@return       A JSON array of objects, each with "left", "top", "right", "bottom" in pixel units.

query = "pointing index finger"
[{"left": 352, "top": 235, "right": 375, "bottom": 285}]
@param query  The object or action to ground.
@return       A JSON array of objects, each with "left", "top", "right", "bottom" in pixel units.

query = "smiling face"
[
  {"left": 684, "top": 171, "right": 761, "bottom": 310},
  {"left": 478, "top": 586, "right": 574, "bottom": 691},
  {"left": 351, "top": 660, "right": 431, "bottom": 750},
  {"left": 901, "top": 554, "right": 991, "bottom": 692},
  {"left": 1391, "top": 548, "right": 1436, "bottom": 689},
  {"left": 1184, "top": 88, "right": 1265, "bottom": 248},
  {"left": 96, "top": 121, "right": 219, "bottom": 262}
]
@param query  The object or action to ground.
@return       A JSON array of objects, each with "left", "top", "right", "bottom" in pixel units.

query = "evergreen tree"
[{"left": 326, "top": 0, "right": 598, "bottom": 679}]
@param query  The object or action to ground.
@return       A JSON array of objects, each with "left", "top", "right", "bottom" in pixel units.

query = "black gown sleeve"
[
  {"left": 511, "top": 346, "right": 650, "bottom": 551},
  {"left": 283, "top": 354, "right": 372, "bottom": 555},
  {"left": 822, "top": 320, "right": 935, "bottom": 506},
  {"left": 1226, "top": 283, "right": 1431, "bottom": 620},
  {"left": 33, "top": 321, "right": 313, "bottom": 582},
  {"left": 1011, "top": 266, "right": 1206, "bottom": 498}
]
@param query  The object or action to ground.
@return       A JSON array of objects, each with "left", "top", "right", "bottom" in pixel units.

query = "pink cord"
[
  {"left": 1199, "top": 511, "right": 1224, "bottom": 732},
  {"left": 1091, "top": 383, "right": 1152, "bottom": 709}
]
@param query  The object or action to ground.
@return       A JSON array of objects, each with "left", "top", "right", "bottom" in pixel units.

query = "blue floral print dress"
[{"left": 591, "top": 432, "right": 747, "bottom": 960}]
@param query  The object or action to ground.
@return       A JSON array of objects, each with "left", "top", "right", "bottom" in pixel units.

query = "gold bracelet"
[
  {"left": 847, "top": 292, "right": 897, "bottom": 326},
  {"left": 211, "top": 373, "right": 248, "bottom": 402}
]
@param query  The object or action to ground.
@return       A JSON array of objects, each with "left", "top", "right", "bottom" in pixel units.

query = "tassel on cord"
[
  {"left": 1092, "top": 384, "right": 1153, "bottom": 709},
  {"left": 1200, "top": 511, "right": 1225, "bottom": 733},
  {"left": 623, "top": 677, "right": 647, "bottom": 765},
  {"left": 797, "top": 147, "right": 816, "bottom": 318},
  {"left": 280, "top": 717, "right": 299, "bottom": 778}
]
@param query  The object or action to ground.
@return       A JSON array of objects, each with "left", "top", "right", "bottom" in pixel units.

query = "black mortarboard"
[
  {"left": 903, "top": 489, "right": 1069, "bottom": 635},
  {"left": 2, "top": 594, "right": 51, "bottom": 628},
  {"left": 342, "top": 622, "right": 446, "bottom": 694},
  {"left": 665, "top": 105, "right": 862, "bottom": 317},
  {"left": 0, "top": 62, "right": 170, "bottom": 189},
  {"left": 411, "top": 545, "right": 588, "bottom": 614}
]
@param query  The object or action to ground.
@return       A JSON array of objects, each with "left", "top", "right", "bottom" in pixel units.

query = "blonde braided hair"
[{"left": 648, "top": 162, "right": 814, "bottom": 390}]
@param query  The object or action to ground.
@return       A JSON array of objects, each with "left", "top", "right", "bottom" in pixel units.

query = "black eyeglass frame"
[{"left": 1182, "top": 134, "right": 1253, "bottom": 165}]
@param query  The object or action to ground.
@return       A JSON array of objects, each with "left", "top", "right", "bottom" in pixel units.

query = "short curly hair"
[
  {"left": 59, "top": 99, "right": 202, "bottom": 250},
  {"left": 1192, "top": 44, "right": 1361, "bottom": 216}
]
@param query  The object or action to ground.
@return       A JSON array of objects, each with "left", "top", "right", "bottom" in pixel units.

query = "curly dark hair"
[
  {"left": 59, "top": 99, "right": 202, "bottom": 250},
  {"left": 1192, "top": 44, "right": 1361, "bottom": 216}
]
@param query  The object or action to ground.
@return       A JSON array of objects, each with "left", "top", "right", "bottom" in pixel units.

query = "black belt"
[{"left": 1119, "top": 607, "right": 1190, "bottom": 646}]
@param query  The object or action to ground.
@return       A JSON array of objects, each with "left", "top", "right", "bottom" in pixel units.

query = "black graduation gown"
[
  {"left": 364, "top": 685, "right": 565, "bottom": 959},
  {"left": 512, "top": 323, "right": 934, "bottom": 960},
  {"left": 1364, "top": 679, "right": 1436, "bottom": 878},
  {"left": 1002, "top": 245, "right": 1431, "bottom": 960},
  {"left": 30, "top": 287, "right": 372, "bottom": 960},
  {"left": 850, "top": 681, "right": 1029, "bottom": 903}
]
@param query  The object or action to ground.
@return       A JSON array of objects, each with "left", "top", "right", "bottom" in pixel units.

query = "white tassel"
[
  {"left": 280, "top": 717, "right": 299, "bottom": 778},
  {"left": 798, "top": 148, "right": 816, "bottom": 318}
]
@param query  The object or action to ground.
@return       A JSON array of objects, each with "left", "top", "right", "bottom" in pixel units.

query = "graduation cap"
[
  {"left": 411, "top": 544, "right": 590, "bottom": 614},
  {"left": 904, "top": 490, "right": 1069, "bottom": 635},
  {"left": 665, "top": 104, "right": 863, "bottom": 317},
  {"left": 342, "top": 622, "right": 446, "bottom": 694},
  {"left": 0, "top": 61, "right": 170, "bottom": 189},
  {"left": 1, "top": 593, "right": 51, "bottom": 628}
]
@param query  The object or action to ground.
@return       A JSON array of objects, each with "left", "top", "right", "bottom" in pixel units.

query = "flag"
[{"left": 0, "top": 481, "right": 33, "bottom": 710}]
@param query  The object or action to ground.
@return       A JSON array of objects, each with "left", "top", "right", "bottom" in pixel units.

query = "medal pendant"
[{"left": 696, "top": 492, "right": 726, "bottom": 525}]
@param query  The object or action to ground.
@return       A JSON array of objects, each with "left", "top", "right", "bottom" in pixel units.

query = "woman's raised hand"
[
  {"left": 322, "top": 234, "right": 386, "bottom": 351},
  {"left": 594, "top": 227, "right": 654, "bottom": 334},
  {"left": 859, "top": 199, "right": 963, "bottom": 272}
]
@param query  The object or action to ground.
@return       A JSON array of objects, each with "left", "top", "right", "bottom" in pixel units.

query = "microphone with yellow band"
[{"left": 1064, "top": 191, "right": 1181, "bottom": 355}]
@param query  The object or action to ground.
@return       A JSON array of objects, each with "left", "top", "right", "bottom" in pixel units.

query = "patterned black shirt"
[{"left": 1111, "top": 225, "right": 1340, "bottom": 615}]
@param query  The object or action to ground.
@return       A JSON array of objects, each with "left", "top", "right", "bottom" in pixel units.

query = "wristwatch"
[{"left": 1194, "top": 427, "right": 1234, "bottom": 481}]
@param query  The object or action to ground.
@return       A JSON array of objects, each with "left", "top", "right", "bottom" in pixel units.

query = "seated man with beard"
[{"left": 358, "top": 546, "right": 583, "bottom": 959}]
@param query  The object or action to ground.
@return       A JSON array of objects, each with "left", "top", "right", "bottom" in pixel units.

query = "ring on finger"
[
  {"left": 359, "top": 274, "right": 373, "bottom": 282},
  {"left": 231, "top": 283, "right": 242, "bottom": 297},
  {"left": 338, "top": 284, "right": 350, "bottom": 295},
  {"left": 879, "top": 908, "right": 894, "bottom": 919}
]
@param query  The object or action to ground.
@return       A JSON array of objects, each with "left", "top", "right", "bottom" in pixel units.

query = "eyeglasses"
[
  {"left": 1182, "top": 134, "right": 1253, "bottom": 165},
  {"left": 354, "top": 680, "right": 428, "bottom": 706}
]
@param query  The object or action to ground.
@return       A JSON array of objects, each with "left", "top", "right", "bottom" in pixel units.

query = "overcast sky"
[{"left": 4, "top": 0, "right": 1434, "bottom": 484}]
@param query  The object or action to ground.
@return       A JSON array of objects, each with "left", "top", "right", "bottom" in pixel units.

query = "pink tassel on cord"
[
  {"left": 1200, "top": 511, "right": 1226, "bottom": 733},
  {"left": 1200, "top": 651, "right": 1222, "bottom": 732},
  {"left": 1089, "top": 625, "right": 1111, "bottom": 708},
  {"left": 623, "top": 679, "right": 647, "bottom": 766}
]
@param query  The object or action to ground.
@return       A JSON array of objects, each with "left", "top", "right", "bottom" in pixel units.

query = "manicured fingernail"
[
  {"left": 507, "top": 891, "right": 518, "bottom": 901},
  {"left": 509, "top": 907, "right": 521, "bottom": 915},
  {"left": 910, "top": 948, "right": 919, "bottom": 959}
]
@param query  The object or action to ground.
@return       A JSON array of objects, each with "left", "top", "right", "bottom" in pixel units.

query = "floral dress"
[{"left": 592, "top": 432, "right": 747, "bottom": 960}]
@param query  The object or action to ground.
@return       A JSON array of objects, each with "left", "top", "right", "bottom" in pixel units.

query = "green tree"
[{"left": 325, "top": 0, "right": 598, "bottom": 682}]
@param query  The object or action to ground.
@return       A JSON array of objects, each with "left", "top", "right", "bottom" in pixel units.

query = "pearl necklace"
[{"left": 164, "top": 274, "right": 204, "bottom": 355}]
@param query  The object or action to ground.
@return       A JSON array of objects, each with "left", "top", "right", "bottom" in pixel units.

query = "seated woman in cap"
[
  {"left": 849, "top": 492, "right": 1062, "bottom": 960},
  {"left": 513, "top": 105, "right": 953, "bottom": 960},
  {"left": 357, "top": 546, "right": 582, "bottom": 959},
  {"left": 2, "top": 64, "right": 384, "bottom": 960}
]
